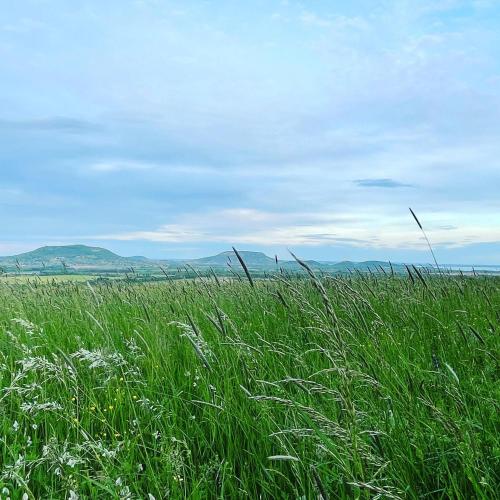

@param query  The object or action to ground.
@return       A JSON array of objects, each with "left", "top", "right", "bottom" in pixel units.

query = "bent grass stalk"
[{"left": 409, "top": 207, "right": 442, "bottom": 273}]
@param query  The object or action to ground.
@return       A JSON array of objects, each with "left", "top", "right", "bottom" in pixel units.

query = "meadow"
[{"left": 0, "top": 268, "right": 498, "bottom": 499}]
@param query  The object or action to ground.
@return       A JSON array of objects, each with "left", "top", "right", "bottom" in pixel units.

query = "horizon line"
[{"left": 0, "top": 243, "right": 498, "bottom": 268}]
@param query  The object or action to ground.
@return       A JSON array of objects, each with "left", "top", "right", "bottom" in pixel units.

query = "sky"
[{"left": 1, "top": 0, "right": 500, "bottom": 264}]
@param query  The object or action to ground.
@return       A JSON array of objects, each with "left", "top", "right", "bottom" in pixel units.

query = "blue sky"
[{"left": 1, "top": 0, "right": 499, "bottom": 263}]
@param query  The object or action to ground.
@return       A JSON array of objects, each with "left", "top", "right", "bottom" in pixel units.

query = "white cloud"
[
  {"left": 299, "top": 12, "right": 333, "bottom": 28},
  {"left": 89, "top": 161, "right": 154, "bottom": 173},
  {"left": 90, "top": 208, "right": 500, "bottom": 249},
  {"left": 2, "top": 1, "right": 500, "bottom": 262},
  {"left": 87, "top": 160, "right": 219, "bottom": 175}
]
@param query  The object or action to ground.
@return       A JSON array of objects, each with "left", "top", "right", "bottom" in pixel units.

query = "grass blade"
[{"left": 232, "top": 247, "right": 254, "bottom": 287}]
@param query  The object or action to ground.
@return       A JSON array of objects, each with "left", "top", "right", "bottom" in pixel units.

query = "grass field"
[
  {"left": 0, "top": 270, "right": 498, "bottom": 498},
  {"left": 0, "top": 275, "right": 101, "bottom": 284}
]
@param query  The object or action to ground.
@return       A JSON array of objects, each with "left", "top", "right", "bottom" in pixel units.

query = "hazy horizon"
[
  {"left": 2, "top": 1, "right": 500, "bottom": 264},
  {"left": 2, "top": 242, "right": 500, "bottom": 268}
]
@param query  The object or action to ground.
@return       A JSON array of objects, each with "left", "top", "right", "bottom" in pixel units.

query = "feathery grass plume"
[
  {"left": 232, "top": 247, "right": 254, "bottom": 287},
  {"left": 409, "top": 207, "right": 441, "bottom": 273},
  {"left": 389, "top": 261, "right": 394, "bottom": 276},
  {"left": 205, "top": 311, "right": 224, "bottom": 336},
  {"left": 209, "top": 267, "right": 221, "bottom": 286},
  {"left": 170, "top": 321, "right": 213, "bottom": 370},
  {"left": 405, "top": 264, "right": 415, "bottom": 284},
  {"left": 409, "top": 207, "right": 423, "bottom": 230},
  {"left": 419, "top": 269, "right": 440, "bottom": 301},
  {"left": 289, "top": 250, "right": 335, "bottom": 321},
  {"left": 275, "top": 290, "right": 289, "bottom": 309},
  {"left": 214, "top": 305, "right": 228, "bottom": 336},
  {"left": 159, "top": 265, "right": 172, "bottom": 280},
  {"left": 347, "top": 481, "right": 403, "bottom": 499}
]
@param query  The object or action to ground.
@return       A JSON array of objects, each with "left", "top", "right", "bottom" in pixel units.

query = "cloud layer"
[{"left": 1, "top": 0, "right": 499, "bottom": 263}]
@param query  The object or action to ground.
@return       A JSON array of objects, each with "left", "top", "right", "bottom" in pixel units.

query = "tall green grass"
[{"left": 0, "top": 272, "right": 498, "bottom": 498}]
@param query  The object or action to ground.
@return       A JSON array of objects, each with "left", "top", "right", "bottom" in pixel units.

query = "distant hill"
[
  {"left": 0, "top": 244, "right": 407, "bottom": 276},
  {"left": 15, "top": 245, "right": 121, "bottom": 262},
  {"left": 0, "top": 245, "right": 134, "bottom": 272},
  {"left": 187, "top": 250, "right": 276, "bottom": 268}
]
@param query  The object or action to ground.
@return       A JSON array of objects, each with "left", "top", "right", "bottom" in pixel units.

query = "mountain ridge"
[
  {"left": 10, "top": 245, "right": 122, "bottom": 260},
  {"left": 0, "top": 244, "right": 411, "bottom": 275}
]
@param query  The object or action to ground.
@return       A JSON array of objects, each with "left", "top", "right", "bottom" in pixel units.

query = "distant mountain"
[
  {"left": 187, "top": 250, "right": 276, "bottom": 268},
  {"left": 0, "top": 244, "right": 407, "bottom": 276},
  {"left": 15, "top": 245, "right": 121, "bottom": 262},
  {"left": 0, "top": 245, "right": 135, "bottom": 272}
]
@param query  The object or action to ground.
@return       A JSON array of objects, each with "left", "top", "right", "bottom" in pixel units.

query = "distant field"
[
  {"left": 0, "top": 274, "right": 100, "bottom": 283},
  {"left": 0, "top": 272, "right": 498, "bottom": 498}
]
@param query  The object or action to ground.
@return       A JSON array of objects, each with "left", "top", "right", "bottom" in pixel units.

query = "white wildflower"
[
  {"left": 119, "top": 486, "right": 131, "bottom": 499},
  {"left": 66, "top": 458, "right": 79, "bottom": 468},
  {"left": 137, "top": 398, "right": 164, "bottom": 418},
  {"left": 125, "top": 336, "right": 144, "bottom": 358}
]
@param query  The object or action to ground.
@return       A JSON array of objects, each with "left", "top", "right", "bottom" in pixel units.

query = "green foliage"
[{"left": 0, "top": 273, "right": 498, "bottom": 498}]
